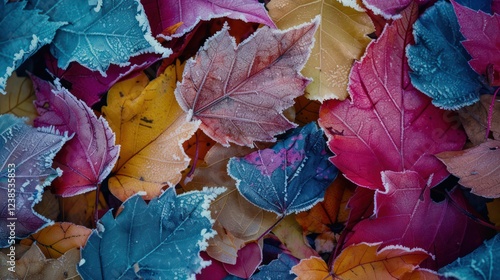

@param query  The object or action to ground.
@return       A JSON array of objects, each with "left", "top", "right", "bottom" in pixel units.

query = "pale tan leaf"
[
  {"left": 0, "top": 73, "right": 37, "bottom": 123},
  {"left": 267, "top": 0, "right": 374, "bottom": 101}
]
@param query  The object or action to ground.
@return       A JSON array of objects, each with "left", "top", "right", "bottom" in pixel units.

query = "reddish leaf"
[
  {"left": 46, "top": 52, "right": 160, "bottom": 107},
  {"left": 452, "top": 1, "right": 500, "bottom": 86},
  {"left": 363, "top": 0, "right": 433, "bottom": 19},
  {"left": 437, "top": 139, "right": 500, "bottom": 198},
  {"left": 175, "top": 19, "right": 319, "bottom": 146},
  {"left": 344, "top": 170, "right": 492, "bottom": 269},
  {"left": 141, "top": 0, "right": 275, "bottom": 37},
  {"left": 32, "top": 76, "right": 120, "bottom": 196},
  {"left": 318, "top": 3, "right": 466, "bottom": 190},
  {"left": 223, "top": 242, "right": 262, "bottom": 278},
  {"left": 197, "top": 252, "right": 229, "bottom": 280}
]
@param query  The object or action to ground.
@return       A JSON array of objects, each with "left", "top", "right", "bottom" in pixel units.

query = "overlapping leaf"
[
  {"left": 292, "top": 243, "right": 437, "bottom": 279},
  {"left": 437, "top": 139, "right": 500, "bottom": 198},
  {"left": 0, "top": 114, "right": 71, "bottom": 247},
  {"left": 0, "top": 73, "right": 37, "bottom": 123},
  {"left": 319, "top": 3, "right": 466, "bottom": 190},
  {"left": 0, "top": 245, "right": 81, "bottom": 280},
  {"left": 0, "top": 1, "right": 63, "bottom": 94},
  {"left": 459, "top": 94, "right": 500, "bottom": 145},
  {"left": 142, "top": 0, "right": 275, "bottom": 37},
  {"left": 267, "top": 0, "right": 374, "bottom": 101},
  {"left": 175, "top": 19, "right": 319, "bottom": 146},
  {"left": 33, "top": 76, "right": 119, "bottom": 196},
  {"left": 344, "top": 171, "right": 492, "bottom": 269},
  {"left": 439, "top": 234, "right": 500, "bottom": 280},
  {"left": 27, "top": 0, "right": 169, "bottom": 73},
  {"left": 362, "top": 0, "right": 432, "bottom": 19},
  {"left": 228, "top": 123, "right": 338, "bottom": 216},
  {"left": 406, "top": 1, "right": 491, "bottom": 109},
  {"left": 454, "top": 0, "right": 494, "bottom": 12},
  {"left": 223, "top": 242, "right": 262, "bottom": 278},
  {"left": 453, "top": 0, "right": 500, "bottom": 86},
  {"left": 251, "top": 253, "right": 298, "bottom": 280},
  {"left": 78, "top": 187, "right": 224, "bottom": 279},
  {"left": 102, "top": 66, "right": 199, "bottom": 201}
]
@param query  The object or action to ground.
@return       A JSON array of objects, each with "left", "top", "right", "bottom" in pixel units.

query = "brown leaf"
[
  {"left": 437, "top": 139, "right": 500, "bottom": 198},
  {"left": 458, "top": 94, "right": 500, "bottom": 145},
  {"left": 0, "top": 245, "right": 81, "bottom": 280},
  {"left": 59, "top": 191, "right": 107, "bottom": 228}
]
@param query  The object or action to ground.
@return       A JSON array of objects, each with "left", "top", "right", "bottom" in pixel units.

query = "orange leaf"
[
  {"left": 102, "top": 64, "right": 199, "bottom": 201},
  {"left": 59, "top": 191, "right": 107, "bottom": 228},
  {"left": 24, "top": 222, "right": 91, "bottom": 258},
  {"left": 487, "top": 198, "right": 500, "bottom": 227},
  {"left": 0, "top": 72, "right": 37, "bottom": 124},
  {"left": 293, "top": 243, "right": 437, "bottom": 280}
]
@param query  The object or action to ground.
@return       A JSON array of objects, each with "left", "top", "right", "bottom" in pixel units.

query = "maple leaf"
[
  {"left": 23, "top": 222, "right": 91, "bottom": 258},
  {"left": 406, "top": 1, "right": 491, "bottom": 109},
  {"left": 0, "top": 1, "right": 63, "bottom": 94},
  {"left": 452, "top": 0, "right": 500, "bottom": 86},
  {"left": 26, "top": 0, "right": 169, "bottom": 74},
  {"left": 362, "top": 0, "right": 432, "bottom": 19},
  {"left": 318, "top": 2, "right": 466, "bottom": 190},
  {"left": 344, "top": 170, "right": 492, "bottom": 269},
  {"left": 439, "top": 234, "right": 500, "bottom": 280},
  {"left": 0, "top": 114, "right": 71, "bottom": 247},
  {"left": 228, "top": 123, "right": 338, "bottom": 216},
  {"left": 77, "top": 187, "right": 224, "bottom": 279},
  {"left": 175, "top": 19, "right": 319, "bottom": 146},
  {"left": 267, "top": 0, "right": 374, "bottom": 101},
  {"left": 0, "top": 245, "right": 81, "bottom": 280},
  {"left": 141, "top": 0, "right": 275, "bottom": 37},
  {"left": 0, "top": 73, "right": 37, "bottom": 124},
  {"left": 32, "top": 76, "right": 119, "bottom": 197},
  {"left": 437, "top": 139, "right": 500, "bottom": 198},
  {"left": 102, "top": 65, "right": 199, "bottom": 201},
  {"left": 292, "top": 243, "right": 437, "bottom": 280}
]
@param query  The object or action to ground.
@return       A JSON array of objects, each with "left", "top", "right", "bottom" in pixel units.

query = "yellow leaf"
[
  {"left": 103, "top": 64, "right": 199, "bottom": 201},
  {"left": 273, "top": 215, "right": 319, "bottom": 260},
  {"left": 293, "top": 243, "right": 438, "bottom": 280},
  {"left": 0, "top": 73, "right": 37, "bottom": 123},
  {"left": 267, "top": 0, "right": 374, "bottom": 101},
  {"left": 0, "top": 245, "right": 81, "bottom": 280},
  {"left": 22, "top": 222, "right": 91, "bottom": 258}
]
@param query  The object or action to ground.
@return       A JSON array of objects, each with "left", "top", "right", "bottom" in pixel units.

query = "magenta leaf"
[
  {"left": 223, "top": 242, "right": 262, "bottom": 278},
  {"left": 318, "top": 3, "right": 466, "bottom": 190},
  {"left": 175, "top": 18, "right": 319, "bottom": 146},
  {"left": 452, "top": 0, "right": 500, "bottom": 86},
  {"left": 32, "top": 76, "right": 120, "bottom": 196},
  {"left": 344, "top": 170, "right": 493, "bottom": 269},
  {"left": 362, "top": 0, "right": 432, "bottom": 19},
  {"left": 141, "top": 0, "right": 275, "bottom": 37},
  {"left": 46, "top": 52, "right": 160, "bottom": 107},
  {"left": 0, "top": 114, "right": 71, "bottom": 247}
]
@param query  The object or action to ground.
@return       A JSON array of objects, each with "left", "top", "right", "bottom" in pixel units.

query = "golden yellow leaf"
[
  {"left": 0, "top": 245, "right": 81, "bottom": 280},
  {"left": 267, "top": 0, "right": 374, "bottom": 101},
  {"left": 0, "top": 73, "right": 37, "bottom": 123},
  {"left": 22, "top": 222, "right": 91, "bottom": 258},
  {"left": 292, "top": 243, "right": 437, "bottom": 280},
  {"left": 183, "top": 144, "right": 279, "bottom": 264},
  {"left": 102, "top": 65, "right": 199, "bottom": 201}
]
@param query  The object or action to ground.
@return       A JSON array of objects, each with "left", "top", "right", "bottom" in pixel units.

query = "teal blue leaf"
[
  {"left": 27, "top": 0, "right": 170, "bottom": 74},
  {"left": 77, "top": 187, "right": 225, "bottom": 280},
  {"left": 454, "top": 0, "right": 492, "bottom": 13},
  {"left": 0, "top": 114, "right": 71, "bottom": 247},
  {"left": 251, "top": 254, "right": 298, "bottom": 280},
  {"left": 439, "top": 233, "right": 500, "bottom": 279},
  {"left": 228, "top": 122, "right": 338, "bottom": 216},
  {"left": 0, "top": 1, "right": 64, "bottom": 94},
  {"left": 406, "top": 1, "right": 491, "bottom": 110}
]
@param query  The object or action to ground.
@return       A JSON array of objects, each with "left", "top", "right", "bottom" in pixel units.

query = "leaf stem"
[
  {"left": 256, "top": 215, "right": 285, "bottom": 241},
  {"left": 94, "top": 184, "right": 100, "bottom": 226},
  {"left": 186, "top": 132, "right": 200, "bottom": 179}
]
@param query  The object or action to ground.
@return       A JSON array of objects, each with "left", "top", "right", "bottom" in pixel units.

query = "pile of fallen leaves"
[{"left": 1, "top": 0, "right": 499, "bottom": 279}]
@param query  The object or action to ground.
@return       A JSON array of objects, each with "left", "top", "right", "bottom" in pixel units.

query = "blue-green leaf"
[
  {"left": 406, "top": 1, "right": 491, "bottom": 110},
  {"left": 77, "top": 187, "right": 225, "bottom": 280},
  {"left": 439, "top": 234, "right": 500, "bottom": 280},
  {"left": 27, "top": 0, "right": 170, "bottom": 74},
  {"left": 0, "top": 1, "right": 64, "bottom": 94},
  {"left": 251, "top": 253, "right": 298, "bottom": 280},
  {"left": 454, "top": 0, "right": 492, "bottom": 13},
  {"left": 0, "top": 114, "right": 71, "bottom": 247},
  {"left": 228, "top": 122, "right": 338, "bottom": 216}
]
